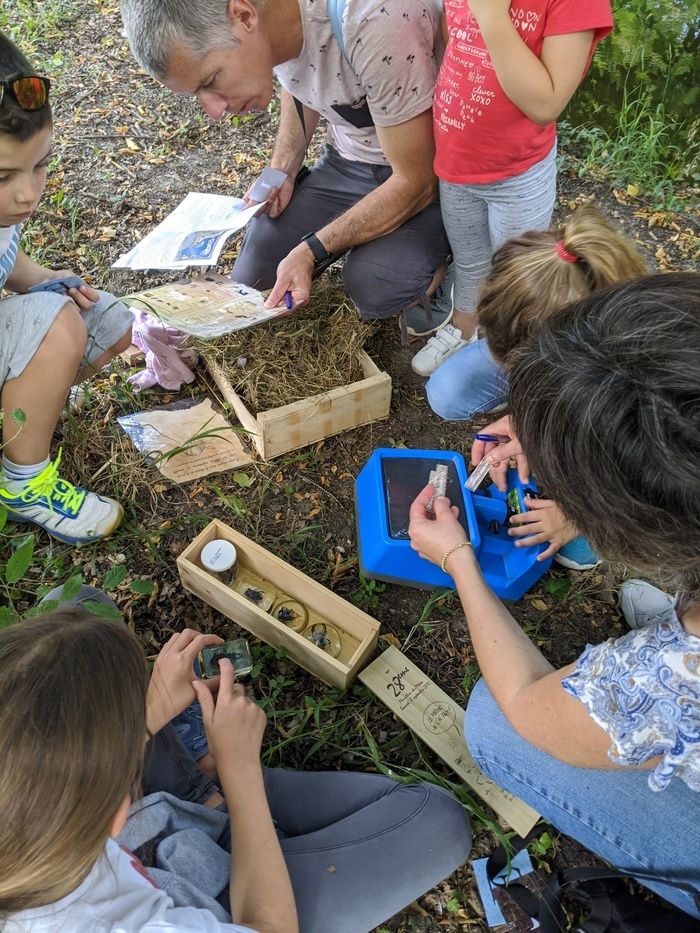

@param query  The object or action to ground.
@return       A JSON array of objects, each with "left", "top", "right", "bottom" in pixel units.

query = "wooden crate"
[
  {"left": 178, "top": 519, "right": 380, "bottom": 689},
  {"left": 203, "top": 349, "right": 391, "bottom": 460}
]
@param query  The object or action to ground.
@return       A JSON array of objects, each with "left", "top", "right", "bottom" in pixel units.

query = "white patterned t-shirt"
[
  {"left": 562, "top": 613, "right": 700, "bottom": 792},
  {"left": 274, "top": 0, "right": 441, "bottom": 165},
  {"left": 0, "top": 224, "right": 19, "bottom": 288}
]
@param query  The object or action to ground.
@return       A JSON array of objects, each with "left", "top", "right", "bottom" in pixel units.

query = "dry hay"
[{"left": 193, "top": 281, "right": 376, "bottom": 412}]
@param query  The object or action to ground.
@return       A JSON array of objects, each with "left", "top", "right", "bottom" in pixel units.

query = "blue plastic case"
[{"left": 355, "top": 448, "right": 552, "bottom": 601}]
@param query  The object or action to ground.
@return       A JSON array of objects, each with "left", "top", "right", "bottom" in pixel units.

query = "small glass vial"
[
  {"left": 200, "top": 539, "right": 237, "bottom": 584},
  {"left": 303, "top": 621, "right": 342, "bottom": 658},
  {"left": 273, "top": 598, "right": 309, "bottom": 633}
]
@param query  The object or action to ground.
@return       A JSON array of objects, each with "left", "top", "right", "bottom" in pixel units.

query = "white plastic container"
[{"left": 200, "top": 539, "right": 237, "bottom": 584}]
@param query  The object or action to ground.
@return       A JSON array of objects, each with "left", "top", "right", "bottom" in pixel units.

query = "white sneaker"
[
  {"left": 411, "top": 324, "right": 469, "bottom": 377},
  {"left": 618, "top": 579, "right": 676, "bottom": 630}
]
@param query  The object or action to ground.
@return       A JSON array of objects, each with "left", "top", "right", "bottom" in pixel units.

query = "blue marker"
[
  {"left": 284, "top": 290, "right": 294, "bottom": 310},
  {"left": 474, "top": 433, "right": 511, "bottom": 443}
]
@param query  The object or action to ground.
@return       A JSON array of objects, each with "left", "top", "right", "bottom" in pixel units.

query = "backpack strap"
[
  {"left": 292, "top": 0, "right": 349, "bottom": 164},
  {"left": 327, "top": 0, "right": 348, "bottom": 61}
]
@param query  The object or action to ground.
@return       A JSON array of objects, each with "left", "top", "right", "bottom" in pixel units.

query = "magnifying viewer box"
[{"left": 355, "top": 448, "right": 552, "bottom": 601}]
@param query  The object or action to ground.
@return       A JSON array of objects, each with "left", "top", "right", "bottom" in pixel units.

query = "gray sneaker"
[{"left": 618, "top": 579, "right": 676, "bottom": 629}]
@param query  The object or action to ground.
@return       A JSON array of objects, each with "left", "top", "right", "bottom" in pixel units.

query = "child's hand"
[
  {"left": 193, "top": 659, "right": 267, "bottom": 777},
  {"left": 48, "top": 269, "right": 100, "bottom": 309},
  {"left": 467, "top": 0, "right": 511, "bottom": 28},
  {"left": 471, "top": 414, "right": 530, "bottom": 493},
  {"left": 146, "top": 629, "right": 225, "bottom": 735},
  {"left": 508, "top": 497, "right": 577, "bottom": 561}
]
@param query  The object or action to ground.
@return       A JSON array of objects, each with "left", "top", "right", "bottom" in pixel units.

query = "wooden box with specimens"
[{"left": 178, "top": 518, "right": 380, "bottom": 688}]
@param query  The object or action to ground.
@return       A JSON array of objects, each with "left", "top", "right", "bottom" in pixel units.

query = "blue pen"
[
  {"left": 284, "top": 290, "right": 294, "bottom": 310},
  {"left": 474, "top": 433, "right": 511, "bottom": 443}
]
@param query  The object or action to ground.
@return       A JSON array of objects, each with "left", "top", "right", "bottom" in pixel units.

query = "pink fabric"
[{"left": 128, "top": 310, "right": 198, "bottom": 391}]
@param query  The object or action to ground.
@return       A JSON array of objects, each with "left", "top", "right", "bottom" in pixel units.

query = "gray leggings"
[{"left": 440, "top": 144, "right": 557, "bottom": 313}]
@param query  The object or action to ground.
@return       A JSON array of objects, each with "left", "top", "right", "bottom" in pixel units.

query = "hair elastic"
[{"left": 554, "top": 240, "right": 579, "bottom": 263}]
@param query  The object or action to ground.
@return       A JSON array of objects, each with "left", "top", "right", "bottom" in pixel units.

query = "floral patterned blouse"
[{"left": 562, "top": 613, "right": 700, "bottom": 792}]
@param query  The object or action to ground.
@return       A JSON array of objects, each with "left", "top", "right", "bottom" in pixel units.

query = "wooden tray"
[
  {"left": 203, "top": 349, "right": 391, "bottom": 460},
  {"left": 178, "top": 519, "right": 381, "bottom": 688}
]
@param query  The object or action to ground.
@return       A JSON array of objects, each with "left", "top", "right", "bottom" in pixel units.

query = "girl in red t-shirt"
[{"left": 412, "top": 0, "right": 612, "bottom": 377}]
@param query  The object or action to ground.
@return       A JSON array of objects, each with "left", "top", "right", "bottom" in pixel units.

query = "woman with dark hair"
[{"left": 408, "top": 272, "right": 700, "bottom": 918}]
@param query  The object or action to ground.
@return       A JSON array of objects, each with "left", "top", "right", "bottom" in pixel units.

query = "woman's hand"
[
  {"left": 508, "top": 497, "right": 578, "bottom": 561},
  {"left": 193, "top": 659, "right": 267, "bottom": 778},
  {"left": 408, "top": 484, "right": 468, "bottom": 567},
  {"left": 146, "top": 629, "right": 224, "bottom": 736},
  {"left": 470, "top": 414, "right": 530, "bottom": 493}
]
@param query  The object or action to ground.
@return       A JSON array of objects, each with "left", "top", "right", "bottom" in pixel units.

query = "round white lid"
[{"left": 201, "top": 539, "right": 237, "bottom": 572}]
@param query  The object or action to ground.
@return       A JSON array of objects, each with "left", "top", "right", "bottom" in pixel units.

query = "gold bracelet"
[{"left": 440, "top": 540, "right": 471, "bottom": 574}]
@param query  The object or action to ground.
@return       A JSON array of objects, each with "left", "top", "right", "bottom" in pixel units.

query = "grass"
[{"left": 560, "top": 82, "right": 700, "bottom": 209}]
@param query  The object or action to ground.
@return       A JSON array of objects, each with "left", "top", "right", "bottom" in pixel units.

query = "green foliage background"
[{"left": 568, "top": 0, "right": 699, "bottom": 132}]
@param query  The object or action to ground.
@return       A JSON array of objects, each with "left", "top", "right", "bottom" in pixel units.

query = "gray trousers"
[
  {"left": 137, "top": 707, "right": 471, "bottom": 933},
  {"left": 439, "top": 144, "right": 558, "bottom": 313},
  {"left": 231, "top": 146, "right": 451, "bottom": 320}
]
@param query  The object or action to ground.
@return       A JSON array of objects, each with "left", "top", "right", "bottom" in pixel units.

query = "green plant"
[
  {"left": 560, "top": 81, "right": 699, "bottom": 207},
  {"left": 351, "top": 575, "right": 386, "bottom": 610}
]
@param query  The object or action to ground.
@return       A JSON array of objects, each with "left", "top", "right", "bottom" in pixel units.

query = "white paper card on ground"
[
  {"left": 359, "top": 646, "right": 540, "bottom": 837},
  {"left": 113, "top": 192, "right": 262, "bottom": 270},
  {"left": 117, "top": 398, "right": 253, "bottom": 481},
  {"left": 126, "top": 277, "right": 284, "bottom": 337}
]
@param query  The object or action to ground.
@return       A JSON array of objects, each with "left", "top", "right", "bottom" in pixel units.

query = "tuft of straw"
[{"left": 194, "top": 281, "right": 376, "bottom": 412}]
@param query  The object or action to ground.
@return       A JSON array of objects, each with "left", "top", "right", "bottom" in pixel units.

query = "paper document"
[
  {"left": 126, "top": 277, "right": 285, "bottom": 337},
  {"left": 113, "top": 192, "right": 261, "bottom": 270},
  {"left": 117, "top": 397, "right": 253, "bottom": 481}
]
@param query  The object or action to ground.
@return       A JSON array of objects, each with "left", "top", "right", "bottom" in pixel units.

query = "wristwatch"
[{"left": 301, "top": 231, "right": 332, "bottom": 266}]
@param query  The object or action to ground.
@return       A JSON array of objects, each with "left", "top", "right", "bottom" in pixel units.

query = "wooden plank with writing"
[{"left": 359, "top": 646, "right": 539, "bottom": 837}]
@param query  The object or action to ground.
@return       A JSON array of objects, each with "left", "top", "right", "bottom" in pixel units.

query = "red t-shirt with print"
[{"left": 434, "top": 0, "right": 613, "bottom": 184}]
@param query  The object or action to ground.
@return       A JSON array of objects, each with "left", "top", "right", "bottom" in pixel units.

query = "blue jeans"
[
  {"left": 465, "top": 679, "right": 700, "bottom": 919},
  {"left": 425, "top": 337, "right": 509, "bottom": 420}
]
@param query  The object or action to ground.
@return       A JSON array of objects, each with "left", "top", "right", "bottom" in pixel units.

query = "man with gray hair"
[{"left": 121, "top": 0, "right": 450, "bottom": 335}]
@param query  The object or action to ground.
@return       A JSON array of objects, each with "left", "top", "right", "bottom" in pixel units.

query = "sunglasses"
[{"left": 0, "top": 75, "right": 51, "bottom": 111}]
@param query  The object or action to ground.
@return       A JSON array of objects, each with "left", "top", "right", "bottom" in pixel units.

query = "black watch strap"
[{"left": 301, "top": 232, "right": 332, "bottom": 265}]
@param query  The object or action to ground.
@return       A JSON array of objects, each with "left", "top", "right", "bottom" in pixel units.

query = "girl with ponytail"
[{"left": 426, "top": 206, "right": 648, "bottom": 569}]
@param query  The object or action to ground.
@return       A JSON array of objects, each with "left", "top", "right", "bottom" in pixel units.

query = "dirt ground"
[{"left": 6, "top": 2, "right": 699, "bottom": 930}]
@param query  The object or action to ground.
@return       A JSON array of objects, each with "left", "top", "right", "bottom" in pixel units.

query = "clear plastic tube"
[{"left": 465, "top": 457, "right": 492, "bottom": 492}]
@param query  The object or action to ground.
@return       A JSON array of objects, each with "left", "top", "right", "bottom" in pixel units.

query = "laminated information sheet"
[
  {"left": 126, "top": 278, "right": 284, "bottom": 338},
  {"left": 360, "top": 646, "right": 540, "bottom": 836}
]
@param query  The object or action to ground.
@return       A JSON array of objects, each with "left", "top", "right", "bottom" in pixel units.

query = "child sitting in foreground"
[
  {"left": 0, "top": 603, "right": 470, "bottom": 932},
  {"left": 0, "top": 32, "right": 132, "bottom": 544},
  {"left": 427, "top": 205, "right": 648, "bottom": 568}
]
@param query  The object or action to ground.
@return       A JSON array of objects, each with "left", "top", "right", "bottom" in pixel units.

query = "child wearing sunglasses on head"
[{"left": 0, "top": 32, "right": 132, "bottom": 544}]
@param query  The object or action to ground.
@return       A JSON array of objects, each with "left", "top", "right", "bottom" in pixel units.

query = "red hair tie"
[{"left": 555, "top": 240, "right": 579, "bottom": 263}]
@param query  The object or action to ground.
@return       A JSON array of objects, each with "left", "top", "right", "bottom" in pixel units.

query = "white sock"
[{"left": 2, "top": 455, "right": 50, "bottom": 492}]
